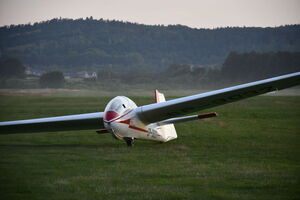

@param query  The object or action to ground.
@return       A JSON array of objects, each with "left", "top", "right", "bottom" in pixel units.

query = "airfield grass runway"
[{"left": 0, "top": 95, "right": 299, "bottom": 200}]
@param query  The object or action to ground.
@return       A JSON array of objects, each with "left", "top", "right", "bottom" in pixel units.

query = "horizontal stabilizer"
[{"left": 156, "top": 112, "right": 218, "bottom": 126}]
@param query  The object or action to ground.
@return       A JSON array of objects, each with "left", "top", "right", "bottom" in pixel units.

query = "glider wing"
[
  {"left": 137, "top": 72, "right": 300, "bottom": 124},
  {"left": 0, "top": 112, "right": 104, "bottom": 134}
]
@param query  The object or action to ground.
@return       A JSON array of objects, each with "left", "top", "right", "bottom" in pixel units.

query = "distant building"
[
  {"left": 91, "top": 72, "right": 97, "bottom": 79},
  {"left": 64, "top": 75, "right": 71, "bottom": 80},
  {"left": 25, "top": 68, "right": 32, "bottom": 75},
  {"left": 76, "top": 71, "right": 89, "bottom": 79},
  {"left": 76, "top": 71, "right": 97, "bottom": 79},
  {"left": 25, "top": 67, "right": 42, "bottom": 76}
]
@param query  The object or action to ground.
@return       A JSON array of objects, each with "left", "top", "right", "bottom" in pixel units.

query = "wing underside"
[
  {"left": 0, "top": 112, "right": 104, "bottom": 134},
  {"left": 137, "top": 72, "right": 300, "bottom": 124}
]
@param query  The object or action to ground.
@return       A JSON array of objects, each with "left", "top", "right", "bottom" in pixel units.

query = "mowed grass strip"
[{"left": 0, "top": 95, "right": 299, "bottom": 200}]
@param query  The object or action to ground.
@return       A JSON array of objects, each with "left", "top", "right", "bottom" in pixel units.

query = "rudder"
[{"left": 154, "top": 89, "right": 177, "bottom": 141}]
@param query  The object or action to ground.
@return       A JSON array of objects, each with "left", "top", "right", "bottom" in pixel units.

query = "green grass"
[{"left": 0, "top": 95, "right": 299, "bottom": 200}]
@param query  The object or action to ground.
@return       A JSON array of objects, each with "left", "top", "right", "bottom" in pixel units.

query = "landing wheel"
[{"left": 124, "top": 137, "right": 134, "bottom": 147}]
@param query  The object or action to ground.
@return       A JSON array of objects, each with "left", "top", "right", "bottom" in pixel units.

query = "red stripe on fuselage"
[
  {"left": 118, "top": 119, "right": 130, "bottom": 124},
  {"left": 129, "top": 125, "right": 148, "bottom": 133},
  {"left": 117, "top": 118, "right": 148, "bottom": 133}
]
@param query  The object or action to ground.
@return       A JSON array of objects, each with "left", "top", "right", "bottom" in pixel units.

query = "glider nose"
[
  {"left": 104, "top": 121, "right": 123, "bottom": 140},
  {"left": 104, "top": 110, "right": 119, "bottom": 122},
  {"left": 103, "top": 111, "right": 122, "bottom": 139}
]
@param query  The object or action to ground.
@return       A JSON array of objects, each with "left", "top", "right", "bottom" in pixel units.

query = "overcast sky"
[{"left": 0, "top": 0, "right": 299, "bottom": 28}]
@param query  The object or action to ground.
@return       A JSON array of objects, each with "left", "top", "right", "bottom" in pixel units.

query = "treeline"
[
  {"left": 1, "top": 51, "right": 299, "bottom": 89},
  {"left": 221, "top": 51, "right": 300, "bottom": 83},
  {"left": 0, "top": 58, "right": 25, "bottom": 79},
  {"left": 0, "top": 18, "right": 300, "bottom": 72},
  {"left": 93, "top": 51, "right": 300, "bottom": 88},
  {"left": 155, "top": 51, "right": 300, "bottom": 88},
  {"left": 0, "top": 59, "right": 65, "bottom": 89}
]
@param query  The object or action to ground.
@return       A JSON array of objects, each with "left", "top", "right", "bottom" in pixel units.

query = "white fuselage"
[{"left": 103, "top": 96, "right": 177, "bottom": 142}]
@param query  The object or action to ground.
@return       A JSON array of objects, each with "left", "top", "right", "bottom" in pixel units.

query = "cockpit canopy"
[{"left": 104, "top": 96, "right": 137, "bottom": 121}]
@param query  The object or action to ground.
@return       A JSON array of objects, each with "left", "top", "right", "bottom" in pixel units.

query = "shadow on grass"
[
  {"left": 0, "top": 140, "right": 187, "bottom": 150},
  {"left": 0, "top": 143, "right": 121, "bottom": 149}
]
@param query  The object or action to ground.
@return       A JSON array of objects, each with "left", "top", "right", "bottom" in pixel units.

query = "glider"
[{"left": 0, "top": 72, "right": 299, "bottom": 146}]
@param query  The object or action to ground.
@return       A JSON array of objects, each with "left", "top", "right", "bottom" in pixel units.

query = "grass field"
[{"left": 0, "top": 94, "right": 299, "bottom": 200}]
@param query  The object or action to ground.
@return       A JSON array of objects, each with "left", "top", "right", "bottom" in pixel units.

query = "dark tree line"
[
  {"left": 0, "top": 58, "right": 25, "bottom": 79},
  {"left": 0, "top": 18, "right": 299, "bottom": 73},
  {"left": 157, "top": 51, "right": 300, "bottom": 88},
  {"left": 221, "top": 51, "right": 300, "bottom": 83},
  {"left": 0, "top": 51, "right": 299, "bottom": 89},
  {"left": 39, "top": 71, "right": 65, "bottom": 88}
]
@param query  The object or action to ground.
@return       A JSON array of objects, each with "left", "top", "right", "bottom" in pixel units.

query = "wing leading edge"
[
  {"left": 0, "top": 112, "right": 104, "bottom": 134},
  {"left": 137, "top": 72, "right": 300, "bottom": 124}
]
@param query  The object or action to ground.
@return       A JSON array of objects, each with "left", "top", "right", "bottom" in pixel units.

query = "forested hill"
[{"left": 0, "top": 18, "right": 300, "bottom": 72}]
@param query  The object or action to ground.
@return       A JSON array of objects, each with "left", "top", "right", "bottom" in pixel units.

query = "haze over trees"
[
  {"left": 0, "top": 18, "right": 299, "bottom": 90},
  {"left": 158, "top": 51, "right": 300, "bottom": 88},
  {"left": 221, "top": 51, "right": 300, "bottom": 83},
  {"left": 0, "top": 58, "right": 25, "bottom": 79},
  {"left": 0, "top": 51, "right": 299, "bottom": 90},
  {"left": 0, "top": 18, "right": 299, "bottom": 73},
  {"left": 39, "top": 71, "right": 65, "bottom": 88}
]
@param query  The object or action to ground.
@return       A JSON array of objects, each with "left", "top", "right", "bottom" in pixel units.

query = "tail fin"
[
  {"left": 155, "top": 89, "right": 166, "bottom": 103},
  {"left": 153, "top": 89, "right": 177, "bottom": 142}
]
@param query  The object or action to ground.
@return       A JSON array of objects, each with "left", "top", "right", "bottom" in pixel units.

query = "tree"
[
  {"left": 39, "top": 71, "right": 65, "bottom": 88},
  {"left": 221, "top": 51, "right": 300, "bottom": 84},
  {"left": 1, "top": 19, "right": 299, "bottom": 73},
  {"left": 0, "top": 58, "right": 25, "bottom": 79},
  {"left": 97, "top": 66, "right": 115, "bottom": 80}
]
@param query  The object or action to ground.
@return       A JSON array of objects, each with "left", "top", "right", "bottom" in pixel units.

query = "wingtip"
[{"left": 197, "top": 112, "right": 218, "bottom": 119}]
